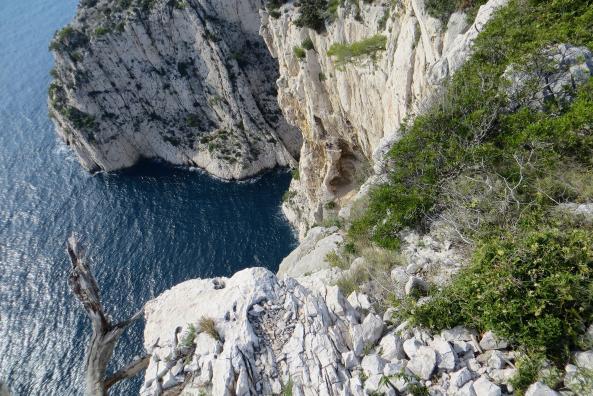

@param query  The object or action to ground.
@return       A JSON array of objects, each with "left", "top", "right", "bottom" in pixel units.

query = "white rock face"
[
  {"left": 49, "top": 0, "right": 301, "bottom": 179},
  {"left": 261, "top": 0, "right": 509, "bottom": 235},
  {"left": 407, "top": 346, "right": 437, "bottom": 380},
  {"left": 473, "top": 376, "right": 501, "bottom": 396},
  {"left": 525, "top": 382, "right": 560, "bottom": 396},
  {"left": 479, "top": 331, "right": 508, "bottom": 351},
  {"left": 574, "top": 350, "right": 593, "bottom": 370},
  {"left": 277, "top": 226, "right": 342, "bottom": 277},
  {"left": 142, "top": 267, "right": 366, "bottom": 395}
]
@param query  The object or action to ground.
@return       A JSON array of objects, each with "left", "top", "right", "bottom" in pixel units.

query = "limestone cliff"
[
  {"left": 49, "top": 0, "right": 301, "bottom": 179},
  {"left": 260, "top": 0, "right": 507, "bottom": 237}
]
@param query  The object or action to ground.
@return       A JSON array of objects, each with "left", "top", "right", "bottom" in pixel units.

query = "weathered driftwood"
[{"left": 67, "top": 236, "right": 149, "bottom": 396}]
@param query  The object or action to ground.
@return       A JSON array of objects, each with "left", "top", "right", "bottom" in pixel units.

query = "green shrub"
[
  {"left": 173, "top": 0, "right": 187, "bottom": 9},
  {"left": 282, "top": 190, "right": 297, "bottom": 202},
  {"left": 293, "top": 46, "right": 306, "bottom": 60},
  {"left": 291, "top": 169, "right": 300, "bottom": 180},
  {"left": 325, "top": 251, "right": 348, "bottom": 269},
  {"left": 294, "top": 0, "right": 327, "bottom": 32},
  {"left": 186, "top": 114, "right": 200, "bottom": 127},
  {"left": 407, "top": 226, "right": 593, "bottom": 362},
  {"left": 318, "top": 72, "right": 327, "bottom": 81},
  {"left": 49, "top": 26, "right": 88, "bottom": 51},
  {"left": 327, "top": 34, "right": 387, "bottom": 68},
  {"left": 301, "top": 37, "right": 315, "bottom": 51},
  {"left": 179, "top": 323, "right": 197, "bottom": 348},
  {"left": 425, "top": 0, "right": 488, "bottom": 22},
  {"left": 93, "top": 26, "right": 110, "bottom": 37},
  {"left": 62, "top": 106, "right": 96, "bottom": 130}
]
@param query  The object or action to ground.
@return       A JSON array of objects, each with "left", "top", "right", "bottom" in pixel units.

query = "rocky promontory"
[{"left": 49, "top": 0, "right": 301, "bottom": 179}]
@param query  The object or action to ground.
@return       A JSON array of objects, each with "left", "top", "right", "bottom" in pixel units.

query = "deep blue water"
[{"left": 0, "top": 1, "right": 297, "bottom": 395}]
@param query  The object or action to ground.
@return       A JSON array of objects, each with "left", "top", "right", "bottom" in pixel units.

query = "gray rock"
[
  {"left": 407, "top": 346, "right": 437, "bottom": 380},
  {"left": 361, "top": 354, "right": 387, "bottom": 376},
  {"left": 361, "top": 313, "right": 384, "bottom": 346},
  {"left": 574, "top": 350, "right": 593, "bottom": 370},
  {"left": 49, "top": 0, "right": 300, "bottom": 178},
  {"left": 450, "top": 367, "right": 473, "bottom": 388},
  {"left": 405, "top": 276, "right": 429, "bottom": 296},
  {"left": 403, "top": 337, "right": 424, "bottom": 359},
  {"left": 379, "top": 332, "right": 406, "bottom": 361},
  {"left": 391, "top": 267, "right": 409, "bottom": 284},
  {"left": 479, "top": 331, "right": 508, "bottom": 350},
  {"left": 525, "top": 382, "right": 560, "bottom": 396},
  {"left": 442, "top": 326, "right": 476, "bottom": 342},
  {"left": 458, "top": 380, "right": 477, "bottom": 396},
  {"left": 347, "top": 291, "right": 371, "bottom": 311},
  {"left": 383, "top": 307, "right": 397, "bottom": 323},
  {"left": 487, "top": 350, "right": 506, "bottom": 369},
  {"left": 161, "top": 371, "right": 182, "bottom": 389},
  {"left": 342, "top": 351, "right": 359, "bottom": 370},
  {"left": 473, "top": 375, "right": 501, "bottom": 396},
  {"left": 383, "top": 361, "right": 406, "bottom": 376},
  {"left": 431, "top": 337, "right": 457, "bottom": 371},
  {"left": 406, "top": 262, "right": 422, "bottom": 274},
  {"left": 170, "top": 359, "right": 184, "bottom": 376}
]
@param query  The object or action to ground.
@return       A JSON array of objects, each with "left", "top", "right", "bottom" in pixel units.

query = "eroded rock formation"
[
  {"left": 261, "top": 0, "right": 508, "bottom": 236},
  {"left": 49, "top": 0, "right": 301, "bottom": 179}
]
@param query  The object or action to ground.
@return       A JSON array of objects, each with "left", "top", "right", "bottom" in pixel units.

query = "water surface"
[{"left": 0, "top": 1, "right": 296, "bottom": 394}]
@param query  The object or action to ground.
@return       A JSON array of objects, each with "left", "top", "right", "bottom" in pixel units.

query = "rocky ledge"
[
  {"left": 49, "top": 0, "right": 301, "bottom": 179},
  {"left": 140, "top": 262, "right": 593, "bottom": 395}
]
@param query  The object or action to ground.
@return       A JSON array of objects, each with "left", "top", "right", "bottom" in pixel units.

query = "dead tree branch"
[{"left": 67, "top": 236, "right": 148, "bottom": 396}]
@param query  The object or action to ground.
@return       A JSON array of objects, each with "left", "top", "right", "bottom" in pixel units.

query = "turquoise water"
[{"left": 0, "top": 1, "right": 297, "bottom": 394}]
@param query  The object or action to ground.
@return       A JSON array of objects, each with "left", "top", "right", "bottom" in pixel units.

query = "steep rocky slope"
[
  {"left": 261, "top": 0, "right": 506, "bottom": 236},
  {"left": 49, "top": 0, "right": 301, "bottom": 179}
]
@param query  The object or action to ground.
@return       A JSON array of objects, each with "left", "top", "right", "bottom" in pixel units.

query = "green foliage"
[
  {"left": 282, "top": 190, "right": 297, "bottom": 202},
  {"left": 198, "top": 316, "right": 220, "bottom": 341},
  {"left": 179, "top": 323, "right": 197, "bottom": 348},
  {"left": 294, "top": 0, "right": 328, "bottom": 32},
  {"left": 425, "top": 0, "right": 488, "bottom": 22},
  {"left": 281, "top": 378, "right": 293, "bottom": 396},
  {"left": 49, "top": 26, "right": 88, "bottom": 52},
  {"left": 407, "top": 226, "right": 593, "bottom": 365},
  {"left": 173, "top": 0, "right": 187, "bottom": 9},
  {"left": 293, "top": 46, "right": 306, "bottom": 60},
  {"left": 291, "top": 169, "right": 300, "bottom": 180},
  {"left": 327, "top": 34, "right": 387, "bottom": 68},
  {"left": 326, "top": 250, "right": 348, "bottom": 269},
  {"left": 301, "top": 37, "right": 315, "bottom": 51},
  {"left": 93, "top": 26, "right": 110, "bottom": 37},
  {"left": 318, "top": 72, "right": 327, "bottom": 81},
  {"left": 63, "top": 106, "right": 96, "bottom": 130},
  {"left": 186, "top": 114, "right": 200, "bottom": 127}
]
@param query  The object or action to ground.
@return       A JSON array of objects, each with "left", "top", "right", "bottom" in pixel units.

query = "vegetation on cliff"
[{"left": 347, "top": 0, "right": 593, "bottom": 391}]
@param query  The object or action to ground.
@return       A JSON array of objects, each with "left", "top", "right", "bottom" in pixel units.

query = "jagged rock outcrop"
[
  {"left": 49, "top": 0, "right": 301, "bottom": 179},
  {"left": 260, "top": 0, "right": 508, "bottom": 237}
]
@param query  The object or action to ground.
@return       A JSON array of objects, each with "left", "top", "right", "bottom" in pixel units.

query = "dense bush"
[
  {"left": 293, "top": 46, "right": 306, "bottom": 60},
  {"left": 425, "top": 0, "right": 488, "bottom": 21},
  {"left": 405, "top": 225, "right": 593, "bottom": 359},
  {"left": 327, "top": 34, "right": 387, "bottom": 68},
  {"left": 294, "top": 0, "right": 328, "bottom": 32}
]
